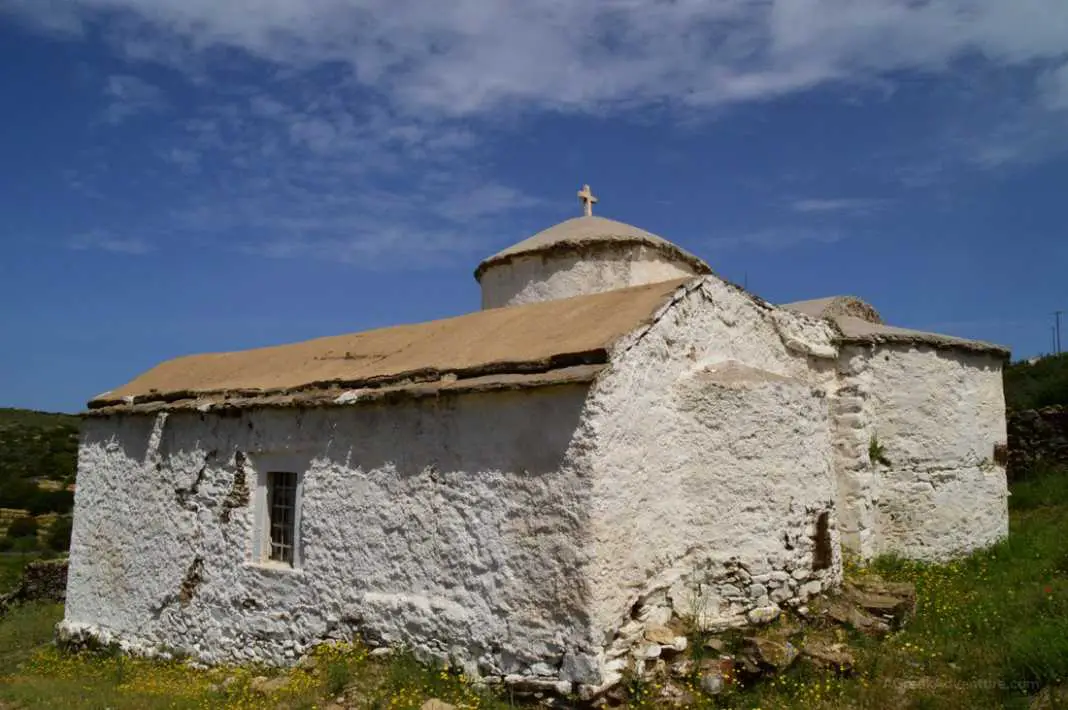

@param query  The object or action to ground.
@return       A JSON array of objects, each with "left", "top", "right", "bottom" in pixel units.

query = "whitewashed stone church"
[{"left": 62, "top": 186, "right": 1009, "bottom": 693}]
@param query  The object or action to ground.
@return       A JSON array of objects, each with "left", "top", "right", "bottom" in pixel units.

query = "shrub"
[
  {"left": 1005, "top": 352, "right": 1068, "bottom": 410},
  {"left": 6, "top": 515, "right": 38, "bottom": 539},
  {"left": 46, "top": 516, "right": 73, "bottom": 552}
]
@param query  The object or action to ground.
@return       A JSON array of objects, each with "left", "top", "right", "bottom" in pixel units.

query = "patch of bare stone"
[{"left": 583, "top": 574, "right": 917, "bottom": 707}]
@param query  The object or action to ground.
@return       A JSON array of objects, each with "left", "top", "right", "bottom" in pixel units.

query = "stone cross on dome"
[{"left": 577, "top": 184, "right": 598, "bottom": 217}]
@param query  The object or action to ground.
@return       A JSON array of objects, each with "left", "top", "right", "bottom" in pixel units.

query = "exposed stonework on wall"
[
  {"left": 220, "top": 451, "right": 250, "bottom": 522},
  {"left": 179, "top": 557, "right": 204, "bottom": 606},
  {"left": 1007, "top": 406, "right": 1068, "bottom": 481}
]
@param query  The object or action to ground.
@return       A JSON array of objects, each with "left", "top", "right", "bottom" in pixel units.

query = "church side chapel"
[{"left": 62, "top": 186, "right": 1010, "bottom": 694}]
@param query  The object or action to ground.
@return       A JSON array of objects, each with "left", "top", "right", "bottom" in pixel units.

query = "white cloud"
[
  {"left": 101, "top": 74, "right": 166, "bottom": 124},
  {"left": 68, "top": 230, "right": 153, "bottom": 254},
  {"left": 5, "top": 0, "right": 1068, "bottom": 117},
  {"left": 10, "top": 0, "right": 1066, "bottom": 264},
  {"left": 790, "top": 198, "right": 888, "bottom": 215}
]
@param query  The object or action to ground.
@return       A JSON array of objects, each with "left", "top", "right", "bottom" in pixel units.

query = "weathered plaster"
[
  {"left": 479, "top": 245, "right": 699, "bottom": 309},
  {"left": 829, "top": 344, "right": 1008, "bottom": 561},
  {"left": 578, "top": 278, "right": 843, "bottom": 686},
  {"left": 62, "top": 386, "right": 598, "bottom": 680},
  {"left": 865, "top": 344, "right": 1009, "bottom": 560}
]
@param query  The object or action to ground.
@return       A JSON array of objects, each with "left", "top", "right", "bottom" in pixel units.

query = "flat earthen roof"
[{"left": 90, "top": 278, "right": 693, "bottom": 412}]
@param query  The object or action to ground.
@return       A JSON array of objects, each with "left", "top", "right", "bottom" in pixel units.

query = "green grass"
[
  {"left": 718, "top": 469, "right": 1068, "bottom": 710},
  {"left": 0, "top": 612, "right": 518, "bottom": 709},
  {"left": 0, "top": 553, "right": 41, "bottom": 594},
  {"left": 0, "top": 470, "right": 1066, "bottom": 709},
  {"left": 0, "top": 602, "right": 61, "bottom": 676}
]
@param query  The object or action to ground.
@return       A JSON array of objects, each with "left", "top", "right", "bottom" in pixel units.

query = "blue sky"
[{"left": 1, "top": 1, "right": 1067, "bottom": 413}]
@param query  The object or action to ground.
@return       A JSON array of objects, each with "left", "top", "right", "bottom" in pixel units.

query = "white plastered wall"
[
  {"left": 861, "top": 344, "right": 1008, "bottom": 560},
  {"left": 478, "top": 245, "right": 699, "bottom": 309},
  {"left": 575, "top": 278, "right": 843, "bottom": 681},
  {"left": 62, "top": 386, "right": 599, "bottom": 680}
]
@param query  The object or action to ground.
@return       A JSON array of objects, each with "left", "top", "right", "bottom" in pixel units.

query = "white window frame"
[{"left": 248, "top": 452, "right": 308, "bottom": 570}]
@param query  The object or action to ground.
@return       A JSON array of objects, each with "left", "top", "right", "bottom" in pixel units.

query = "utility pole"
[{"left": 1056, "top": 310, "right": 1063, "bottom": 355}]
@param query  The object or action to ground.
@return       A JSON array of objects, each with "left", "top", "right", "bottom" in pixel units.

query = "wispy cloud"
[
  {"left": 1038, "top": 61, "right": 1068, "bottom": 111},
  {"left": 101, "top": 74, "right": 166, "bottom": 124},
  {"left": 159, "top": 147, "right": 200, "bottom": 172},
  {"left": 68, "top": 230, "right": 153, "bottom": 255},
  {"left": 789, "top": 198, "right": 889, "bottom": 215},
  {"left": 706, "top": 228, "right": 845, "bottom": 252},
  {"left": 5, "top": 1, "right": 1068, "bottom": 118},
  {"left": 131, "top": 81, "right": 544, "bottom": 268},
  {"left": 434, "top": 185, "right": 542, "bottom": 222},
  {"left": 8, "top": 0, "right": 1068, "bottom": 265}
]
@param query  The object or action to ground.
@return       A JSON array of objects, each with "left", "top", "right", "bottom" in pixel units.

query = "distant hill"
[
  {"left": 0, "top": 408, "right": 79, "bottom": 514},
  {"left": 0, "top": 408, "right": 80, "bottom": 430},
  {"left": 1004, "top": 353, "right": 1068, "bottom": 411}
]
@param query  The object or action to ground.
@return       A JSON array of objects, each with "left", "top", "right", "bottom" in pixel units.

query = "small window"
[{"left": 267, "top": 471, "right": 298, "bottom": 565}]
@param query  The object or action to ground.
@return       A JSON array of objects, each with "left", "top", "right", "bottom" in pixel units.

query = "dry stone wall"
[
  {"left": 1007, "top": 406, "right": 1068, "bottom": 481},
  {"left": 0, "top": 558, "right": 68, "bottom": 617}
]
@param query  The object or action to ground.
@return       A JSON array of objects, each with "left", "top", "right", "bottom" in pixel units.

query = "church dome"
[
  {"left": 476, "top": 188, "right": 711, "bottom": 309},
  {"left": 475, "top": 216, "right": 709, "bottom": 280}
]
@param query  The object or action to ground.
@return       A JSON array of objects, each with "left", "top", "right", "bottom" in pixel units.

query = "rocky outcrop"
[
  {"left": 0, "top": 558, "right": 68, "bottom": 618},
  {"left": 1008, "top": 406, "right": 1068, "bottom": 481}
]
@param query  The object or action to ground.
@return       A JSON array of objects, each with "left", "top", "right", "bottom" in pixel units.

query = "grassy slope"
[
  {"left": 724, "top": 470, "right": 1068, "bottom": 710},
  {"left": 0, "top": 409, "right": 80, "bottom": 429},
  {"left": 0, "top": 408, "right": 79, "bottom": 485}
]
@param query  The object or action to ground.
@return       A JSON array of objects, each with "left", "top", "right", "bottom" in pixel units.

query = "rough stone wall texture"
[
  {"left": 579, "top": 278, "right": 843, "bottom": 688},
  {"left": 478, "top": 246, "right": 698, "bottom": 309},
  {"left": 0, "top": 558, "right": 68, "bottom": 617},
  {"left": 62, "top": 386, "right": 598, "bottom": 680},
  {"left": 1007, "top": 406, "right": 1068, "bottom": 481},
  {"left": 834, "top": 344, "right": 1009, "bottom": 561}
]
